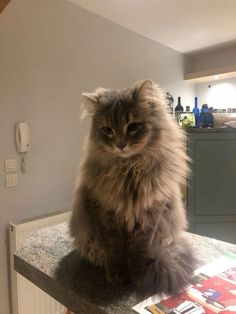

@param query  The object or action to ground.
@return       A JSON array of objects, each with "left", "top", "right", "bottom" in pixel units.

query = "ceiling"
[{"left": 68, "top": 0, "right": 236, "bottom": 54}]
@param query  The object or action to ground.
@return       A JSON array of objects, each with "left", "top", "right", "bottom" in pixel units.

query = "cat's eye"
[
  {"left": 102, "top": 126, "right": 114, "bottom": 136},
  {"left": 127, "top": 122, "right": 141, "bottom": 133}
]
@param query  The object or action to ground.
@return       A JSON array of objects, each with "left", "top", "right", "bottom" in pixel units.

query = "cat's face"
[
  {"left": 93, "top": 103, "right": 153, "bottom": 157},
  {"left": 82, "top": 80, "right": 166, "bottom": 158}
]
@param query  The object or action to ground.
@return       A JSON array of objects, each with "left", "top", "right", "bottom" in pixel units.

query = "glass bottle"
[
  {"left": 200, "top": 104, "right": 208, "bottom": 127},
  {"left": 175, "top": 97, "right": 184, "bottom": 112},
  {"left": 192, "top": 97, "right": 200, "bottom": 128}
]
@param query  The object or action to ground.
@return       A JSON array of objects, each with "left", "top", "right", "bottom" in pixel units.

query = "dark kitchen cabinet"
[{"left": 187, "top": 129, "right": 236, "bottom": 244}]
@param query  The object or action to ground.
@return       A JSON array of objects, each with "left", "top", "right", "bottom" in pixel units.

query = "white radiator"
[{"left": 9, "top": 210, "right": 72, "bottom": 314}]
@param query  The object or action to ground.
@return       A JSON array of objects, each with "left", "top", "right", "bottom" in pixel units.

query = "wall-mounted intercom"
[
  {"left": 15, "top": 122, "right": 31, "bottom": 153},
  {"left": 15, "top": 122, "right": 31, "bottom": 172}
]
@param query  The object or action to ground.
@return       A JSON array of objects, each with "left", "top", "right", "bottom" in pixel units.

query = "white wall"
[
  {"left": 0, "top": 0, "right": 194, "bottom": 313},
  {"left": 196, "top": 77, "right": 236, "bottom": 109}
]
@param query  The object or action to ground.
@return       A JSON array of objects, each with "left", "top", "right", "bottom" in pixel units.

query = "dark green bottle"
[{"left": 175, "top": 97, "right": 184, "bottom": 112}]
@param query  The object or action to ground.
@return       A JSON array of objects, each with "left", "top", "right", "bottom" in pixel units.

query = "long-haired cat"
[{"left": 70, "top": 79, "right": 197, "bottom": 295}]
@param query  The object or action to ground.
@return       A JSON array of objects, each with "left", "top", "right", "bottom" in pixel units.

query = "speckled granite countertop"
[{"left": 14, "top": 223, "right": 236, "bottom": 314}]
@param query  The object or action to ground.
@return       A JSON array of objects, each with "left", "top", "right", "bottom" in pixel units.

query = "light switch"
[
  {"left": 5, "top": 159, "right": 17, "bottom": 172},
  {"left": 5, "top": 174, "right": 18, "bottom": 187}
]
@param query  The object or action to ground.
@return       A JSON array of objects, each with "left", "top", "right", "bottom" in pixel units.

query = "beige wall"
[
  {"left": 0, "top": 0, "right": 194, "bottom": 313},
  {"left": 190, "top": 43, "right": 236, "bottom": 73}
]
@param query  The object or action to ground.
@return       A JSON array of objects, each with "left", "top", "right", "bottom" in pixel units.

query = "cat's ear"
[
  {"left": 81, "top": 87, "right": 108, "bottom": 119},
  {"left": 83, "top": 93, "right": 97, "bottom": 103},
  {"left": 133, "top": 79, "right": 154, "bottom": 103},
  {"left": 81, "top": 92, "right": 98, "bottom": 119}
]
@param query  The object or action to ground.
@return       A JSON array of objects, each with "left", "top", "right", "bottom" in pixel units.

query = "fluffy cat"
[{"left": 70, "top": 79, "right": 197, "bottom": 295}]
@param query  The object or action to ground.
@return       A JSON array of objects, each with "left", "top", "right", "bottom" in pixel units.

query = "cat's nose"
[{"left": 116, "top": 142, "right": 126, "bottom": 150}]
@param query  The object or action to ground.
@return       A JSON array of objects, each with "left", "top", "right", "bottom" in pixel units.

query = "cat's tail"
[{"left": 129, "top": 236, "right": 198, "bottom": 296}]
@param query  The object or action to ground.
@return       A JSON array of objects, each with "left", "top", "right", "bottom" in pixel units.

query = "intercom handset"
[
  {"left": 15, "top": 122, "right": 31, "bottom": 153},
  {"left": 15, "top": 122, "right": 31, "bottom": 172}
]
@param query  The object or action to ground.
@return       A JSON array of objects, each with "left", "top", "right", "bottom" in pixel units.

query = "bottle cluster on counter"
[{"left": 166, "top": 93, "right": 214, "bottom": 128}]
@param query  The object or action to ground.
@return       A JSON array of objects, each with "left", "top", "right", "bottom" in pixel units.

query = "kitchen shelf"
[{"left": 184, "top": 64, "right": 236, "bottom": 83}]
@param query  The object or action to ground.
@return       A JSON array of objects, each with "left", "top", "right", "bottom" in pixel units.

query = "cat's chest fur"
[{"left": 86, "top": 156, "right": 162, "bottom": 230}]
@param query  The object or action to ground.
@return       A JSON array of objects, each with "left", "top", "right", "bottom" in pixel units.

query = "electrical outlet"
[{"left": 5, "top": 174, "right": 18, "bottom": 187}]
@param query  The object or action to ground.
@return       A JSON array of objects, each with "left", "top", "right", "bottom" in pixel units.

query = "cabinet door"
[{"left": 187, "top": 132, "right": 236, "bottom": 244}]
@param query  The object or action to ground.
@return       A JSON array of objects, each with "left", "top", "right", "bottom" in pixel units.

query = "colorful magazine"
[{"left": 133, "top": 254, "right": 236, "bottom": 314}]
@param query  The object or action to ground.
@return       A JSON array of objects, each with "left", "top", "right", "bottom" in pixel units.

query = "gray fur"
[{"left": 70, "top": 79, "right": 197, "bottom": 295}]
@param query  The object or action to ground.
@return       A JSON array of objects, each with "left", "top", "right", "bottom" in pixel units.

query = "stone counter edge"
[{"left": 14, "top": 254, "right": 107, "bottom": 314}]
